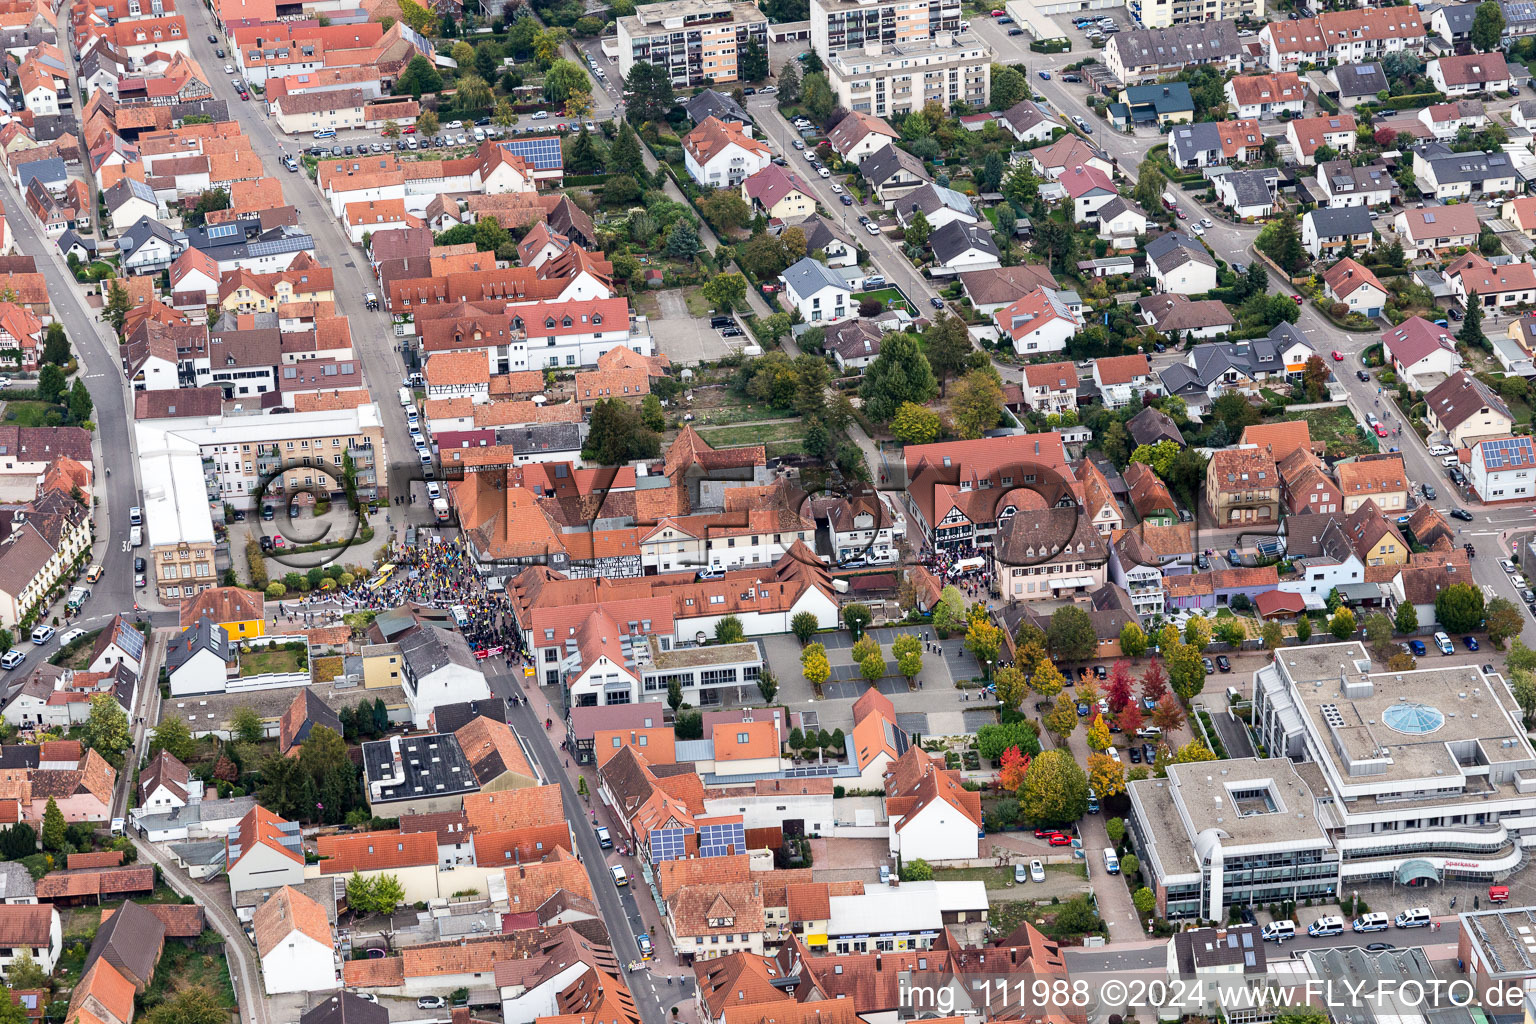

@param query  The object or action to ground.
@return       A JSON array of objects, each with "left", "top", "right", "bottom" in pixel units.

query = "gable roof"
[
  {"left": 929, "top": 220, "right": 1000, "bottom": 265},
  {"left": 827, "top": 111, "right": 898, "bottom": 157},
  {"left": 684, "top": 116, "right": 770, "bottom": 165},
  {"left": 252, "top": 885, "right": 332, "bottom": 957},
  {"left": 1304, "top": 205, "right": 1374, "bottom": 238},
  {"left": 1322, "top": 257, "right": 1385, "bottom": 300}
]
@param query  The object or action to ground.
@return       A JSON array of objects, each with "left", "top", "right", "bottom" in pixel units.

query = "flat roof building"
[
  {"left": 617, "top": 0, "right": 768, "bottom": 88},
  {"left": 1253, "top": 642, "right": 1536, "bottom": 888},
  {"left": 1129, "top": 757, "right": 1336, "bottom": 921}
]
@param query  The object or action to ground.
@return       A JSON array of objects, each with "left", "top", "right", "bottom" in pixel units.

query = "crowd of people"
[{"left": 920, "top": 546, "right": 994, "bottom": 600}]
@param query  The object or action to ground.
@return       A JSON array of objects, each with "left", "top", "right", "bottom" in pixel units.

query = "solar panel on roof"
[
  {"left": 207, "top": 222, "right": 239, "bottom": 239},
  {"left": 501, "top": 137, "right": 563, "bottom": 171}
]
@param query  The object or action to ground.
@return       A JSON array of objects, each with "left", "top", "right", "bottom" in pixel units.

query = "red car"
[
  {"left": 1033, "top": 828, "right": 1055, "bottom": 838},
  {"left": 1047, "top": 834, "right": 1073, "bottom": 847},
  {"left": 1374, "top": 423, "right": 1389, "bottom": 438},
  {"left": 1331, "top": 350, "right": 1344, "bottom": 361},
  {"left": 990, "top": 7, "right": 1005, "bottom": 13},
  {"left": 1176, "top": 209, "right": 1187, "bottom": 219},
  {"left": 404, "top": 126, "right": 417, "bottom": 134},
  {"left": 1292, "top": 294, "right": 1303, "bottom": 304}
]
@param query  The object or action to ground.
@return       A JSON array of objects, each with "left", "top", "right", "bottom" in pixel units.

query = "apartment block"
[
  {"left": 827, "top": 32, "right": 989, "bottom": 117},
  {"left": 1131, "top": 0, "right": 1263, "bottom": 29},
  {"left": 810, "top": 0, "right": 961, "bottom": 57},
  {"left": 617, "top": 0, "right": 768, "bottom": 88}
]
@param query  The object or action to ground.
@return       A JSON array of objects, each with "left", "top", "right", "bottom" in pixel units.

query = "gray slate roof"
[
  {"left": 684, "top": 89, "right": 750, "bottom": 126},
  {"left": 16, "top": 157, "right": 64, "bottom": 189},
  {"left": 1145, "top": 231, "right": 1215, "bottom": 273},
  {"left": 1168, "top": 122, "right": 1221, "bottom": 164},
  {"left": 1435, "top": 3, "right": 1477, "bottom": 34},
  {"left": 898, "top": 182, "right": 976, "bottom": 222},
  {"left": 1415, "top": 141, "right": 1514, "bottom": 184},
  {"left": 1304, "top": 205, "right": 1374, "bottom": 239},
  {"left": 1332, "top": 62, "right": 1386, "bottom": 96},
  {"left": 399, "top": 623, "right": 478, "bottom": 679},
  {"left": 0, "top": 862, "right": 34, "bottom": 901},
  {"left": 930, "top": 220, "right": 1000, "bottom": 265},
  {"left": 105, "top": 177, "right": 155, "bottom": 211},
  {"left": 117, "top": 215, "right": 182, "bottom": 259},
  {"left": 1225, "top": 168, "right": 1276, "bottom": 208},
  {"left": 860, "top": 143, "right": 928, "bottom": 188},
  {"left": 1110, "top": 22, "right": 1242, "bottom": 69},
  {"left": 780, "top": 256, "right": 851, "bottom": 298},
  {"left": 164, "top": 617, "right": 228, "bottom": 673}
]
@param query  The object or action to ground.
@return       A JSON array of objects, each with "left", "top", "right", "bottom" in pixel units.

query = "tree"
[
  {"left": 1105, "top": 817, "right": 1126, "bottom": 844},
  {"left": 667, "top": 678, "right": 684, "bottom": 712},
  {"left": 37, "top": 364, "right": 64, "bottom": 404},
  {"left": 1141, "top": 658, "right": 1168, "bottom": 703},
  {"left": 1511, "top": 669, "right": 1536, "bottom": 725},
  {"left": 665, "top": 218, "right": 700, "bottom": 261},
  {"left": 1487, "top": 597, "right": 1524, "bottom": 649},
  {"left": 1086, "top": 715, "right": 1112, "bottom": 752},
  {"left": 989, "top": 63, "right": 1027, "bottom": 110},
  {"left": 1256, "top": 212, "right": 1307, "bottom": 273},
  {"left": 1019, "top": 750, "right": 1090, "bottom": 825},
  {"left": 1473, "top": 0, "right": 1506, "bottom": 51},
  {"left": 1133, "top": 887, "right": 1157, "bottom": 915},
  {"left": 1329, "top": 605, "right": 1357, "bottom": 640},
  {"left": 1183, "top": 614, "right": 1212, "bottom": 651},
  {"left": 999, "top": 745, "right": 1031, "bottom": 791},
  {"left": 951, "top": 369, "right": 1004, "bottom": 439},
  {"left": 894, "top": 633, "right": 924, "bottom": 685},
  {"left": 1133, "top": 166, "right": 1167, "bottom": 214},
  {"left": 1436, "top": 582, "right": 1486, "bottom": 633},
  {"left": 1362, "top": 611, "right": 1394, "bottom": 653},
  {"left": 86, "top": 693, "right": 130, "bottom": 765},
  {"left": 900, "top": 858, "right": 934, "bottom": 882},
  {"left": 932, "top": 584, "right": 967, "bottom": 636},
  {"left": 1459, "top": 293, "right": 1487, "bottom": 349},
  {"left": 232, "top": 705, "right": 264, "bottom": 745},
  {"left": 41, "top": 323, "right": 68, "bottom": 366},
  {"left": 0, "top": 823, "right": 34, "bottom": 860},
  {"left": 1166, "top": 642, "right": 1206, "bottom": 701},
  {"left": 977, "top": 722, "right": 1039, "bottom": 761},
  {"left": 416, "top": 109, "right": 440, "bottom": 137},
  {"left": 843, "top": 603, "right": 872, "bottom": 639},
  {"left": 1120, "top": 622, "right": 1148, "bottom": 658},
  {"left": 69, "top": 378, "right": 93, "bottom": 424},
  {"left": 703, "top": 272, "right": 749, "bottom": 312},
  {"left": 802, "top": 71, "right": 835, "bottom": 122},
  {"left": 802, "top": 645, "right": 830, "bottom": 691},
  {"left": 757, "top": 670, "right": 778, "bottom": 704},
  {"left": 542, "top": 60, "right": 591, "bottom": 104},
  {"left": 714, "top": 615, "right": 745, "bottom": 644},
  {"left": 924, "top": 311, "right": 973, "bottom": 397},
  {"left": 739, "top": 37, "right": 768, "bottom": 80},
  {"left": 1048, "top": 604, "right": 1097, "bottom": 663},
  {"left": 1173, "top": 740, "right": 1218, "bottom": 769},
  {"left": 346, "top": 870, "right": 377, "bottom": 914},
  {"left": 860, "top": 651, "right": 884, "bottom": 684},
  {"left": 1105, "top": 661, "right": 1133, "bottom": 713},
  {"left": 298, "top": 725, "right": 359, "bottom": 824},
  {"left": 624, "top": 60, "right": 675, "bottom": 124},
  {"left": 859, "top": 333, "right": 937, "bottom": 422},
  {"left": 1044, "top": 693, "right": 1079, "bottom": 741},
  {"left": 40, "top": 798, "right": 65, "bottom": 852},
  {"left": 397, "top": 54, "right": 443, "bottom": 97},
  {"left": 4, "top": 951, "right": 48, "bottom": 992},
  {"left": 1087, "top": 751, "right": 1126, "bottom": 798},
  {"left": 964, "top": 615, "right": 1005, "bottom": 676},
  {"left": 1118, "top": 702, "right": 1145, "bottom": 737},
  {"left": 583, "top": 398, "right": 660, "bottom": 465},
  {"left": 1262, "top": 620, "right": 1284, "bottom": 651},
  {"left": 1029, "top": 656, "right": 1065, "bottom": 698},
  {"left": 905, "top": 208, "right": 932, "bottom": 250},
  {"left": 371, "top": 874, "right": 406, "bottom": 912},
  {"left": 150, "top": 717, "right": 196, "bottom": 763},
  {"left": 791, "top": 611, "right": 818, "bottom": 645},
  {"left": 890, "top": 401, "right": 941, "bottom": 444},
  {"left": 640, "top": 394, "right": 666, "bottom": 433},
  {"left": 778, "top": 59, "right": 802, "bottom": 103}
]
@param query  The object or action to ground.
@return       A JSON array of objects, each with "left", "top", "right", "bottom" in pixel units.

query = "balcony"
[
  {"left": 346, "top": 445, "right": 375, "bottom": 468},
  {"left": 256, "top": 451, "right": 282, "bottom": 473}
]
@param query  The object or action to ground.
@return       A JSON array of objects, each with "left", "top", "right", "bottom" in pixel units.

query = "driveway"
[{"left": 653, "top": 291, "right": 738, "bottom": 364}]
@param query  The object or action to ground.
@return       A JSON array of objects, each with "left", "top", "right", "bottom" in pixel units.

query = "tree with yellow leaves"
[
  {"left": 1087, "top": 751, "right": 1126, "bottom": 798},
  {"left": 1030, "top": 655, "right": 1065, "bottom": 697},
  {"left": 1086, "top": 714, "right": 1112, "bottom": 752},
  {"left": 1183, "top": 614, "right": 1212, "bottom": 651}
]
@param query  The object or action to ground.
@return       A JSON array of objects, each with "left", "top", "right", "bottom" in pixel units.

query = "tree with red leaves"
[
  {"left": 1141, "top": 657, "right": 1168, "bottom": 704},
  {"left": 1117, "top": 702, "right": 1144, "bottom": 736},
  {"left": 1000, "top": 745, "right": 1031, "bottom": 792},
  {"left": 1151, "top": 694, "right": 1186, "bottom": 733},
  {"left": 1106, "top": 660, "right": 1134, "bottom": 712}
]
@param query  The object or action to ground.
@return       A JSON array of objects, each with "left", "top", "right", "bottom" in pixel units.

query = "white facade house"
[
  {"left": 1467, "top": 435, "right": 1536, "bottom": 502},
  {"left": 253, "top": 886, "right": 337, "bottom": 995},
  {"left": 399, "top": 626, "right": 492, "bottom": 728},
  {"left": 886, "top": 750, "right": 981, "bottom": 863},
  {"left": 994, "top": 288, "right": 1080, "bottom": 356},
  {"left": 0, "top": 907, "right": 60, "bottom": 979},
  {"left": 779, "top": 257, "right": 852, "bottom": 323},
  {"left": 828, "top": 495, "right": 900, "bottom": 565},
  {"left": 1095, "top": 197, "right": 1149, "bottom": 250},
  {"left": 1428, "top": 53, "right": 1515, "bottom": 96},
  {"left": 226, "top": 807, "right": 305, "bottom": 902},
  {"left": 1146, "top": 233, "right": 1218, "bottom": 295},
  {"left": 683, "top": 116, "right": 772, "bottom": 188}
]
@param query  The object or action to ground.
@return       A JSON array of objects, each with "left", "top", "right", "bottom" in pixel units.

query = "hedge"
[
  {"left": 563, "top": 174, "right": 611, "bottom": 186},
  {"left": 1031, "top": 38, "right": 1071, "bottom": 53}
]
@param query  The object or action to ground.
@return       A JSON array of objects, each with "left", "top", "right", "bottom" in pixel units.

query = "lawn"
[
  {"left": 854, "top": 289, "right": 916, "bottom": 316},
  {"left": 2, "top": 401, "right": 62, "bottom": 427},
  {"left": 1295, "top": 406, "right": 1373, "bottom": 458},
  {"left": 238, "top": 646, "right": 305, "bottom": 677},
  {"left": 697, "top": 422, "right": 806, "bottom": 447}
]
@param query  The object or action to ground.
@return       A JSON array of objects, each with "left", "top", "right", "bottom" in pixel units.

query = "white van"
[
  {"left": 1395, "top": 907, "right": 1432, "bottom": 928},
  {"left": 1308, "top": 916, "right": 1344, "bottom": 937},
  {"left": 398, "top": 386, "right": 412, "bottom": 407},
  {"left": 1261, "top": 920, "right": 1296, "bottom": 943},
  {"left": 1352, "top": 912, "right": 1390, "bottom": 933},
  {"left": 129, "top": 526, "right": 142, "bottom": 547},
  {"left": 1102, "top": 848, "right": 1120, "bottom": 874},
  {"left": 451, "top": 605, "right": 470, "bottom": 628}
]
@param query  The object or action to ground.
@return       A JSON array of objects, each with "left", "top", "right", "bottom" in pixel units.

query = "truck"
[
  {"left": 432, "top": 497, "right": 451, "bottom": 523},
  {"left": 363, "top": 292, "right": 380, "bottom": 311},
  {"left": 1162, "top": 191, "right": 1177, "bottom": 212}
]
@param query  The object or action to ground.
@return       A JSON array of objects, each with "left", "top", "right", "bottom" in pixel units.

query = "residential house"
[
  {"left": 683, "top": 117, "right": 771, "bottom": 188},
  {"left": 1315, "top": 160, "right": 1392, "bottom": 209},
  {"left": 994, "top": 287, "right": 1080, "bottom": 356},
  {"left": 997, "top": 99, "right": 1062, "bottom": 144},
  {"left": 928, "top": 221, "right": 1000, "bottom": 276},
  {"left": 1059, "top": 164, "right": 1118, "bottom": 224},
  {"left": 1412, "top": 143, "right": 1517, "bottom": 200},
  {"left": 827, "top": 493, "right": 899, "bottom": 565},
  {"left": 1027, "top": 135, "right": 1114, "bottom": 181},
  {"left": 741, "top": 165, "right": 815, "bottom": 221},
  {"left": 823, "top": 320, "right": 884, "bottom": 372},
  {"left": 1225, "top": 72, "right": 1305, "bottom": 119},
  {"left": 1104, "top": 23, "right": 1242, "bottom": 85},
  {"left": 1300, "top": 206, "right": 1374, "bottom": 260},
  {"left": 1137, "top": 295, "right": 1235, "bottom": 340},
  {"left": 1145, "top": 232, "right": 1217, "bottom": 294},
  {"left": 884, "top": 747, "right": 982, "bottom": 862},
  {"left": 1278, "top": 448, "right": 1343, "bottom": 517},
  {"left": 848, "top": 689, "right": 908, "bottom": 790},
  {"left": 1075, "top": 458, "right": 1123, "bottom": 536},
  {"left": 1126, "top": 407, "right": 1184, "bottom": 449},
  {"left": 827, "top": 111, "right": 899, "bottom": 163},
  {"left": 860, "top": 144, "right": 928, "bottom": 207},
  {"left": 1419, "top": 99, "right": 1488, "bottom": 140},
  {"left": 1382, "top": 316, "right": 1462, "bottom": 390},
  {"left": 1260, "top": 9, "right": 1427, "bottom": 74},
  {"left": 0, "top": 906, "right": 58, "bottom": 979},
  {"left": 1429, "top": 52, "right": 1514, "bottom": 96},
  {"left": 316, "top": 830, "right": 439, "bottom": 904},
  {"left": 1205, "top": 448, "right": 1279, "bottom": 524},
  {"left": 894, "top": 184, "right": 977, "bottom": 233},
  {"left": 1021, "top": 361, "right": 1078, "bottom": 414},
  {"left": 1093, "top": 353, "right": 1156, "bottom": 408},
  {"left": 137, "top": 749, "right": 198, "bottom": 816},
  {"left": 1394, "top": 204, "right": 1480, "bottom": 259},
  {"left": 1447, "top": 252, "right": 1536, "bottom": 311},
  {"left": 1501, "top": 196, "right": 1536, "bottom": 241},
  {"left": 1424, "top": 370, "right": 1515, "bottom": 446},
  {"left": 224, "top": 805, "right": 304, "bottom": 902},
  {"left": 104, "top": 178, "right": 158, "bottom": 234},
  {"left": 1286, "top": 114, "right": 1357, "bottom": 165},
  {"left": 1126, "top": 462, "right": 1178, "bottom": 526},
  {"left": 1329, "top": 63, "right": 1387, "bottom": 108},
  {"left": 1214, "top": 168, "right": 1277, "bottom": 219},
  {"left": 1336, "top": 454, "right": 1409, "bottom": 513},
  {"left": 1321, "top": 258, "right": 1387, "bottom": 318},
  {"left": 989, "top": 505, "right": 1109, "bottom": 602},
  {"left": 252, "top": 885, "right": 336, "bottom": 995},
  {"left": 1112, "top": 83, "right": 1195, "bottom": 129},
  {"left": 779, "top": 257, "right": 851, "bottom": 324},
  {"left": 1466, "top": 435, "right": 1536, "bottom": 502},
  {"left": 959, "top": 265, "right": 1059, "bottom": 315},
  {"left": 1095, "top": 198, "right": 1148, "bottom": 250}
]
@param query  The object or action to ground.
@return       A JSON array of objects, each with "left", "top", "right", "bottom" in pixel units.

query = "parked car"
[
  {"left": 0, "top": 651, "right": 24, "bottom": 670},
  {"left": 930, "top": 297, "right": 945, "bottom": 309},
  {"left": 841, "top": 194, "right": 854, "bottom": 205},
  {"left": 1501, "top": 559, "right": 1518, "bottom": 573},
  {"left": 1215, "top": 655, "right": 1231, "bottom": 672},
  {"left": 1030, "top": 860, "right": 1045, "bottom": 882},
  {"left": 1128, "top": 746, "right": 1142, "bottom": 764},
  {"left": 1014, "top": 863, "right": 1030, "bottom": 882},
  {"left": 1464, "top": 636, "right": 1480, "bottom": 651},
  {"left": 1047, "top": 833, "right": 1072, "bottom": 846},
  {"left": 418, "top": 998, "right": 446, "bottom": 1010},
  {"left": 1202, "top": 657, "right": 1215, "bottom": 674}
]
